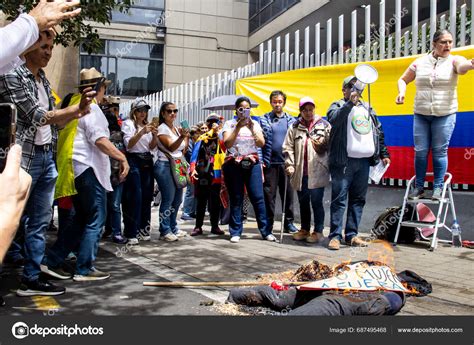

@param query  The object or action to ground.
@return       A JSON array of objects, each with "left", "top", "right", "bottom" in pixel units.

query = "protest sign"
[{"left": 299, "top": 262, "right": 410, "bottom": 293}]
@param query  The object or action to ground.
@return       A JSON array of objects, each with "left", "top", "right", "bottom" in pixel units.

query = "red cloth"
[
  {"left": 58, "top": 196, "right": 73, "bottom": 210},
  {"left": 270, "top": 281, "right": 289, "bottom": 291}
]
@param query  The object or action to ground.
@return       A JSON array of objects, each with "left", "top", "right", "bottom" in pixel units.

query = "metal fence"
[{"left": 120, "top": 0, "right": 472, "bottom": 120}]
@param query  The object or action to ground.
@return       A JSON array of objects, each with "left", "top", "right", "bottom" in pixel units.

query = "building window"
[
  {"left": 249, "top": 0, "right": 300, "bottom": 34},
  {"left": 80, "top": 40, "right": 164, "bottom": 98},
  {"left": 111, "top": 0, "right": 165, "bottom": 25}
]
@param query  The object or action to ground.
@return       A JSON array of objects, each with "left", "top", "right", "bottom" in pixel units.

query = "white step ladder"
[{"left": 393, "top": 173, "right": 458, "bottom": 251}]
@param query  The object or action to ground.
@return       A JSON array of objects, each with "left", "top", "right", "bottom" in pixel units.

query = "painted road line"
[
  {"left": 32, "top": 296, "right": 61, "bottom": 311},
  {"left": 100, "top": 242, "right": 229, "bottom": 303}
]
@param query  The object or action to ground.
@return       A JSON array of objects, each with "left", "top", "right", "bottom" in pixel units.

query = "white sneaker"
[
  {"left": 265, "top": 234, "right": 277, "bottom": 242},
  {"left": 176, "top": 230, "right": 188, "bottom": 238},
  {"left": 161, "top": 233, "right": 178, "bottom": 242},
  {"left": 140, "top": 235, "right": 151, "bottom": 241},
  {"left": 230, "top": 236, "right": 240, "bottom": 243},
  {"left": 127, "top": 238, "right": 139, "bottom": 245}
]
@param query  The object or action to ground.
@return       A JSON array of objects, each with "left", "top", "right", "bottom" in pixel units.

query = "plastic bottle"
[{"left": 451, "top": 221, "right": 462, "bottom": 247}]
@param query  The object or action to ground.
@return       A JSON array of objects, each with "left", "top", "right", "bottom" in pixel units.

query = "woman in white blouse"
[
  {"left": 396, "top": 29, "right": 474, "bottom": 200},
  {"left": 121, "top": 99, "right": 158, "bottom": 245},
  {"left": 154, "top": 102, "right": 190, "bottom": 242}
]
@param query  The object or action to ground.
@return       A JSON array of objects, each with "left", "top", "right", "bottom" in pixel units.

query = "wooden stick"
[{"left": 143, "top": 281, "right": 309, "bottom": 287}]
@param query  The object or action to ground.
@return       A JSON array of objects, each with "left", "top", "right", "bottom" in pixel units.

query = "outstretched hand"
[{"left": 29, "top": 0, "right": 81, "bottom": 32}]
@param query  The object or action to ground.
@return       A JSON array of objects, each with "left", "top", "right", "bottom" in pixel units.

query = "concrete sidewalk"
[
  {"left": 1, "top": 204, "right": 471, "bottom": 316},
  {"left": 98, "top": 205, "right": 473, "bottom": 316}
]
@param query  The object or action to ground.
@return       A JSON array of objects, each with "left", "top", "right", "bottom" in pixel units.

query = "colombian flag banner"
[{"left": 236, "top": 46, "right": 474, "bottom": 184}]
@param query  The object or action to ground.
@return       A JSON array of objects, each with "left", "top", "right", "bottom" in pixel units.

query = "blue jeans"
[
  {"left": 297, "top": 176, "right": 325, "bottom": 233},
  {"left": 154, "top": 160, "right": 184, "bottom": 236},
  {"left": 122, "top": 154, "right": 153, "bottom": 239},
  {"left": 106, "top": 183, "right": 123, "bottom": 237},
  {"left": 329, "top": 158, "right": 370, "bottom": 242},
  {"left": 47, "top": 168, "right": 106, "bottom": 276},
  {"left": 22, "top": 148, "right": 57, "bottom": 282},
  {"left": 182, "top": 183, "right": 196, "bottom": 215},
  {"left": 414, "top": 114, "right": 456, "bottom": 189},
  {"left": 222, "top": 161, "right": 269, "bottom": 238}
]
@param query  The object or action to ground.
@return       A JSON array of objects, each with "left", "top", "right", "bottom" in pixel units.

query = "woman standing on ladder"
[{"left": 396, "top": 29, "right": 474, "bottom": 200}]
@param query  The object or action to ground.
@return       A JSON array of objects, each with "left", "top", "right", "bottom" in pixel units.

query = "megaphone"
[
  {"left": 354, "top": 64, "right": 378, "bottom": 111},
  {"left": 355, "top": 64, "right": 378, "bottom": 84}
]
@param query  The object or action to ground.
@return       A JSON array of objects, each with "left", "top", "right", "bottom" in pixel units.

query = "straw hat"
[
  {"left": 106, "top": 95, "right": 121, "bottom": 106},
  {"left": 78, "top": 67, "right": 111, "bottom": 88}
]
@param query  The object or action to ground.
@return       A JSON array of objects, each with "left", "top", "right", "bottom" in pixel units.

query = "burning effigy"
[{"left": 222, "top": 259, "right": 431, "bottom": 316}]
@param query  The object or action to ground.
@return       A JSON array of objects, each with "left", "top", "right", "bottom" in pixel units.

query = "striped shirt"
[{"left": 0, "top": 64, "right": 58, "bottom": 171}]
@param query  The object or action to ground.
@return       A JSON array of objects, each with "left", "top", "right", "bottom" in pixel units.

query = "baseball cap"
[
  {"left": 206, "top": 113, "right": 221, "bottom": 123},
  {"left": 131, "top": 99, "right": 151, "bottom": 112},
  {"left": 299, "top": 96, "right": 315, "bottom": 109},
  {"left": 343, "top": 75, "right": 357, "bottom": 88}
]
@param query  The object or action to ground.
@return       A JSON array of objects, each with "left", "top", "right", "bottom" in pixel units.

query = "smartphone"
[
  {"left": 93, "top": 80, "right": 102, "bottom": 93},
  {"left": 0, "top": 103, "right": 17, "bottom": 173},
  {"left": 151, "top": 116, "right": 160, "bottom": 127},
  {"left": 180, "top": 119, "right": 190, "bottom": 130}
]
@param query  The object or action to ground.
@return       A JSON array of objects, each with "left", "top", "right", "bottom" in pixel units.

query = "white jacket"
[{"left": 412, "top": 53, "right": 458, "bottom": 116}]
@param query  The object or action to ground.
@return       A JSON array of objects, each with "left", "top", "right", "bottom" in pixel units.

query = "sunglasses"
[
  {"left": 237, "top": 107, "right": 250, "bottom": 113},
  {"left": 166, "top": 109, "right": 179, "bottom": 114}
]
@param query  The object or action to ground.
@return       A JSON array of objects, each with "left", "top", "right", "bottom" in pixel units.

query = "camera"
[{"left": 14, "top": 324, "right": 29, "bottom": 337}]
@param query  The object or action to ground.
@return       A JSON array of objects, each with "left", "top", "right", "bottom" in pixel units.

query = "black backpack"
[{"left": 372, "top": 205, "right": 418, "bottom": 244}]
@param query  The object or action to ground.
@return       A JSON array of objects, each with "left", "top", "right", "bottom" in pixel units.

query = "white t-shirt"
[
  {"left": 34, "top": 79, "right": 52, "bottom": 145},
  {"left": 156, "top": 123, "right": 186, "bottom": 161},
  {"left": 73, "top": 104, "right": 112, "bottom": 192},
  {"left": 221, "top": 118, "right": 262, "bottom": 157},
  {"left": 346, "top": 105, "right": 375, "bottom": 158},
  {"left": 122, "top": 119, "right": 153, "bottom": 153}
]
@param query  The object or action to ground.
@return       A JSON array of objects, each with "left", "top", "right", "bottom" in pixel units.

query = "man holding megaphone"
[{"left": 325, "top": 75, "right": 391, "bottom": 251}]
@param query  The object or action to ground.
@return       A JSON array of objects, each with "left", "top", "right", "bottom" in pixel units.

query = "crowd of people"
[{"left": 0, "top": 0, "right": 473, "bottom": 300}]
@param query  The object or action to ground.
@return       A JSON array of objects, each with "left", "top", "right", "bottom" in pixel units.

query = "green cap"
[{"left": 343, "top": 75, "right": 357, "bottom": 88}]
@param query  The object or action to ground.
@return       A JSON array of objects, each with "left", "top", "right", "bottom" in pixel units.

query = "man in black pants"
[{"left": 259, "top": 91, "right": 298, "bottom": 234}]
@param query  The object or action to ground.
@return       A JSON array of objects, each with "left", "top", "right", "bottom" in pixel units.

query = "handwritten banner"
[{"left": 299, "top": 262, "right": 410, "bottom": 293}]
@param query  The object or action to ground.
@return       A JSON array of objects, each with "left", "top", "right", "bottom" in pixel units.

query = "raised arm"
[{"left": 454, "top": 56, "right": 474, "bottom": 75}]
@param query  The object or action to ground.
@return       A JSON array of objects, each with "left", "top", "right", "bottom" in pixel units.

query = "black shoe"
[
  {"left": 40, "top": 264, "right": 72, "bottom": 280},
  {"left": 16, "top": 279, "right": 66, "bottom": 297}
]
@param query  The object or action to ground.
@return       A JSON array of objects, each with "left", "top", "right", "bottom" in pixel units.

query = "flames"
[
  {"left": 367, "top": 240, "right": 395, "bottom": 271},
  {"left": 402, "top": 283, "right": 420, "bottom": 295}
]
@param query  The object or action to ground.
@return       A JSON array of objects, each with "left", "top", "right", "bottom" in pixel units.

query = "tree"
[{"left": 0, "top": 0, "right": 133, "bottom": 54}]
